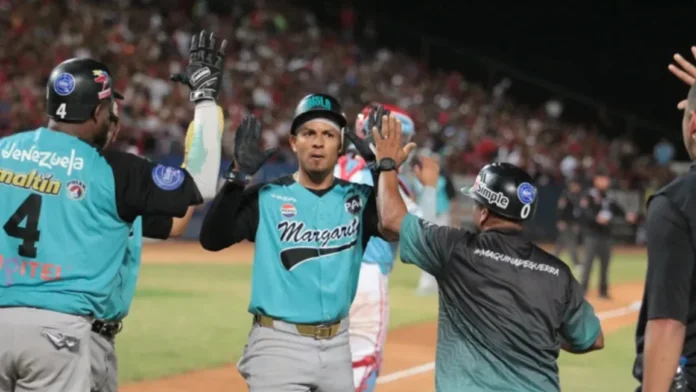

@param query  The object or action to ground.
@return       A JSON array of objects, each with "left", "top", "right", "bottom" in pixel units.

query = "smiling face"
[{"left": 290, "top": 118, "right": 342, "bottom": 177}]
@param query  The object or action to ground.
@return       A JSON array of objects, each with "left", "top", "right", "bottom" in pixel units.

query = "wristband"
[{"left": 224, "top": 170, "right": 252, "bottom": 186}]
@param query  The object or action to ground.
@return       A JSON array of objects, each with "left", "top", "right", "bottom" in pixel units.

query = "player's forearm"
[
  {"left": 418, "top": 186, "right": 437, "bottom": 223},
  {"left": 199, "top": 181, "right": 245, "bottom": 250},
  {"left": 170, "top": 206, "right": 196, "bottom": 237},
  {"left": 377, "top": 171, "right": 407, "bottom": 241},
  {"left": 643, "top": 318, "right": 685, "bottom": 392},
  {"left": 182, "top": 101, "right": 223, "bottom": 201}
]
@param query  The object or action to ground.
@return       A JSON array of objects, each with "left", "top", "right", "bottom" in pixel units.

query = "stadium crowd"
[{"left": 0, "top": 0, "right": 676, "bottom": 191}]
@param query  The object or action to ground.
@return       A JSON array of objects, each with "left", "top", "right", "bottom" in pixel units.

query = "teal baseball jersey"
[
  {"left": 0, "top": 128, "right": 201, "bottom": 319},
  {"left": 399, "top": 213, "right": 601, "bottom": 391},
  {"left": 106, "top": 215, "right": 172, "bottom": 320},
  {"left": 334, "top": 155, "right": 420, "bottom": 275},
  {"left": 200, "top": 175, "right": 382, "bottom": 324},
  {"left": 105, "top": 217, "right": 143, "bottom": 321}
]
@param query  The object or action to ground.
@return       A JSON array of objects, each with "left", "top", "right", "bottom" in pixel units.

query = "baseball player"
[
  {"left": 199, "top": 98, "right": 414, "bottom": 392},
  {"left": 0, "top": 37, "right": 222, "bottom": 392},
  {"left": 89, "top": 31, "right": 227, "bottom": 392},
  {"left": 335, "top": 104, "right": 438, "bottom": 392},
  {"left": 369, "top": 116, "right": 604, "bottom": 392}
]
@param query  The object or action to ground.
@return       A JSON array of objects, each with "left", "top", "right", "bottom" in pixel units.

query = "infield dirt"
[{"left": 122, "top": 241, "right": 644, "bottom": 392}]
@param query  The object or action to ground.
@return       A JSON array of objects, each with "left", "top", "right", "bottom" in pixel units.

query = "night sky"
[{"left": 300, "top": 1, "right": 696, "bottom": 156}]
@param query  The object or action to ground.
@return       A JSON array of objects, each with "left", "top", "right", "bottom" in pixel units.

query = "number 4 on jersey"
[{"left": 3, "top": 194, "right": 42, "bottom": 258}]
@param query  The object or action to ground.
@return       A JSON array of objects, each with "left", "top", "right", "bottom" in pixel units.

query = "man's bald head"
[
  {"left": 682, "top": 84, "right": 696, "bottom": 159},
  {"left": 688, "top": 83, "right": 696, "bottom": 112}
]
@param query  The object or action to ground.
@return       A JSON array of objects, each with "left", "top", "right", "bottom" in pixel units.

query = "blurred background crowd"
[{"left": 0, "top": 0, "right": 679, "bottom": 196}]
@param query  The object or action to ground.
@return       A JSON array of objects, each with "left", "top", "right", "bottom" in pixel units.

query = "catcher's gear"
[
  {"left": 46, "top": 58, "right": 123, "bottom": 123},
  {"left": 170, "top": 30, "right": 228, "bottom": 103},
  {"left": 225, "top": 115, "right": 277, "bottom": 184},
  {"left": 462, "top": 162, "right": 538, "bottom": 221}
]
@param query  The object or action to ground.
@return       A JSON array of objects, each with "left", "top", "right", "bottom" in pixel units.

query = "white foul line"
[{"left": 376, "top": 300, "right": 642, "bottom": 385}]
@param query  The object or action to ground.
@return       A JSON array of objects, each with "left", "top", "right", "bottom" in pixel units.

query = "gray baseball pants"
[
  {"left": 237, "top": 318, "right": 353, "bottom": 392},
  {"left": 90, "top": 332, "right": 117, "bottom": 392},
  {"left": 0, "top": 307, "right": 92, "bottom": 392}
]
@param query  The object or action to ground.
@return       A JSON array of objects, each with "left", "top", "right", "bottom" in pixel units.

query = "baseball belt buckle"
[
  {"left": 95, "top": 320, "right": 123, "bottom": 338},
  {"left": 312, "top": 323, "right": 338, "bottom": 340}
]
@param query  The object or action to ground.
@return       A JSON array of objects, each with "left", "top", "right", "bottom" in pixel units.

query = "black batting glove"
[
  {"left": 225, "top": 116, "right": 278, "bottom": 185},
  {"left": 170, "top": 30, "right": 228, "bottom": 103}
]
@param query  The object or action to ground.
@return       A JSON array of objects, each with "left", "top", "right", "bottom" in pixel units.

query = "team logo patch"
[
  {"left": 92, "top": 70, "right": 112, "bottom": 100},
  {"left": 54, "top": 73, "right": 75, "bottom": 96},
  {"left": 517, "top": 182, "right": 536, "bottom": 204},
  {"left": 152, "top": 164, "right": 185, "bottom": 191},
  {"left": 305, "top": 95, "right": 332, "bottom": 110},
  {"left": 281, "top": 203, "right": 296, "bottom": 218},
  {"left": 66, "top": 180, "right": 87, "bottom": 200},
  {"left": 345, "top": 194, "right": 362, "bottom": 215}
]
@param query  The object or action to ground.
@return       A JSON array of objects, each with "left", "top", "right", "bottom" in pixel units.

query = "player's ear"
[
  {"left": 479, "top": 207, "right": 490, "bottom": 226},
  {"left": 338, "top": 128, "right": 344, "bottom": 155},
  {"left": 93, "top": 101, "right": 109, "bottom": 123},
  {"left": 289, "top": 134, "right": 297, "bottom": 153},
  {"left": 689, "top": 111, "right": 696, "bottom": 137}
]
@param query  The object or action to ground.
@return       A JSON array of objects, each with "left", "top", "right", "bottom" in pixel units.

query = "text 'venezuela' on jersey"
[
  {"left": 0, "top": 128, "right": 202, "bottom": 320},
  {"left": 398, "top": 213, "right": 601, "bottom": 392},
  {"left": 200, "top": 175, "right": 382, "bottom": 324}
]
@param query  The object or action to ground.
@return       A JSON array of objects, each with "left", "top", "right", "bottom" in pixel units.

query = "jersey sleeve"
[
  {"left": 398, "top": 213, "right": 462, "bottom": 276},
  {"left": 104, "top": 150, "right": 203, "bottom": 223},
  {"left": 559, "top": 276, "right": 601, "bottom": 350},
  {"left": 141, "top": 215, "right": 173, "bottom": 240},
  {"left": 199, "top": 181, "right": 261, "bottom": 251},
  {"left": 644, "top": 195, "right": 695, "bottom": 323},
  {"left": 361, "top": 187, "right": 382, "bottom": 245}
]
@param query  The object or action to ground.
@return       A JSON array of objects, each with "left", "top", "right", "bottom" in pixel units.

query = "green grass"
[
  {"left": 559, "top": 252, "right": 647, "bottom": 285},
  {"left": 559, "top": 324, "right": 639, "bottom": 392},
  {"left": 118, "top": 251, "right": 646, "bottom": 389}
]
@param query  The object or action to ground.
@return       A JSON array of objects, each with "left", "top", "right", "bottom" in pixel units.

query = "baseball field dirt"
[{"left": 121, "top": 242, "right": 644, "bottom": 392}]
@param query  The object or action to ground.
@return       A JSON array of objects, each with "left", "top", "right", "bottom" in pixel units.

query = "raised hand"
[
  {"left": 371, "top": 113, "right": 417, "bottom": 167},
  {"left": 668, "top": 47, "right": 696, "bottom": 109},
  {"left": 228, "top": 116, "right": 277, "bottom": 183},
  {"left": 171, "top": 30, "right": 228, "bottom": 103}
]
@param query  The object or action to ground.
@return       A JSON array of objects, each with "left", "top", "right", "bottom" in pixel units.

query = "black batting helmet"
[
  {"left": 463, "top": 162, "right": 538, "bottom": 221},
  {"left": 46, "top": 58, "right": 123, "bottom": 123},
  {"left": 290, "top": 94, "right": 347, "bottom": 135}
]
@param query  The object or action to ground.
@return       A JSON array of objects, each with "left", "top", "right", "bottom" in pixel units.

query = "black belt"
[{"left": 92, "top": 320, "right": 122, "bottom": 339}]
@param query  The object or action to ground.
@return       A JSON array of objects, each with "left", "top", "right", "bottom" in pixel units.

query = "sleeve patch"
[{"left": 152, "top": 164, "right": 185, "bottom": 191}]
